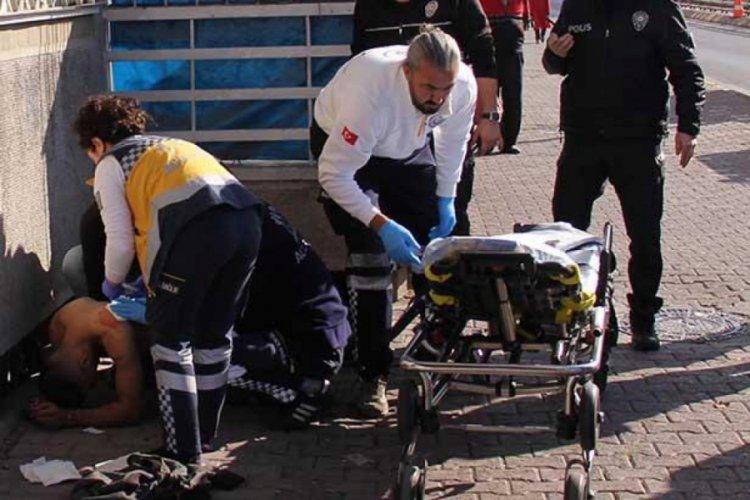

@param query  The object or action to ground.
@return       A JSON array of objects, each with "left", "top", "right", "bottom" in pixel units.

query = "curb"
[{"left": 682, "top": 7, "right": 750, "bottom": 27}]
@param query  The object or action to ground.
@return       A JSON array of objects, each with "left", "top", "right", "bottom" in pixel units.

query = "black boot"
[
  {"left": 631, "top": 322, "right": 660, "bottom": 351},
  {"left": 628, "top": 294, "right": 662, "bottom": 352}
]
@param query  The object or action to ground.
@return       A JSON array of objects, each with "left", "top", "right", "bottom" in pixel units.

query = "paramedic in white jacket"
[{"left": 310, "top": 26, "right": 477, "bottom": 417}]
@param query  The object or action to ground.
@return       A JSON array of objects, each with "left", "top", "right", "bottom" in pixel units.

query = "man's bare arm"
[{"left": 471, "top": 77, "right": 503, "bottom": 155}]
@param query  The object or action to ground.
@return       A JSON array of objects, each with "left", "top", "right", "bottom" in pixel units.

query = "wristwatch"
[{"left": 480, "top": 111, "right": 501, "bottom": 122}]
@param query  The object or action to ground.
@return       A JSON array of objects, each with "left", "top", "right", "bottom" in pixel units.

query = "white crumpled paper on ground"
[{"left": 19, "top": 456, "right": 81, "bottom": 486}]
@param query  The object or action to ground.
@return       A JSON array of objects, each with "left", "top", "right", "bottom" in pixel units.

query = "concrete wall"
[
  {"left": 236, "top": 167, "right": 347, "bottom": 271},
  {"left": 0, "top": 14, "right": 106, "bottom": 355}
]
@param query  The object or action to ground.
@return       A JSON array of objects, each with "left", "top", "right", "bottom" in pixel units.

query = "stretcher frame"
[{"left": 392, "top": 222, "right": 615, "bottom": 500}]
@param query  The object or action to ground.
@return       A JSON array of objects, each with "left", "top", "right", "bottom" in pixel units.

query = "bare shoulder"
[
  {"left": 96, "top": 312, "right": 138, "bottom": 363},
  {"left": 55, "top": 296, "right": 98, "bottom": 317},
  {"left": 49, "top": 297, "right": 100, "bottom": 341}
]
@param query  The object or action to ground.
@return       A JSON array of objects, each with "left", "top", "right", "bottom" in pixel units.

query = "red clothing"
[
  {"left": 479, "top": 0, "right": 528, "bottom": 18},
  {"left": 529, "top": 0, "right": 551, "bottom": 29}
]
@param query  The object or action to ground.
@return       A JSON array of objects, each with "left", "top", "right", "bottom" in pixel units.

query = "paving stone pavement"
[{"left": 1, "top": 41, "right": 750, "bottom": 499}]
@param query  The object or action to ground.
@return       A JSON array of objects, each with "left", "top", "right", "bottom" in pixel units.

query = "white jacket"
[{"left": 315, "top": 45, "right": 477, "bottom": 226}]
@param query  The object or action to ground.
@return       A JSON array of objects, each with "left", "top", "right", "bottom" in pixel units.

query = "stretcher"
[{"left": 392, "top": 222, "right": 617, "bottom": 500}]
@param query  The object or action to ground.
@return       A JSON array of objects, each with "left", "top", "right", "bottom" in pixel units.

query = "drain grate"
[{"left": 621, "top": 307, "right": 750, "bottom": 344}]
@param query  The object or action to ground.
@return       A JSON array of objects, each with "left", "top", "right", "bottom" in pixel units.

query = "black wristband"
[{"left": 480, "top": 111, "right": 501, "bottom": 122}]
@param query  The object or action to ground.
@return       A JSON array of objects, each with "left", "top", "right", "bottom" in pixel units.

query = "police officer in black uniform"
[
  {"left": 351, "top": 0, "right": 502, "bottom": 236},
  {"left": 543, "top": 0, "right": 705, "bottom": 351}
]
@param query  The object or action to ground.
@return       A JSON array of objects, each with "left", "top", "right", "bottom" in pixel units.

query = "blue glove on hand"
[
  {"left": 122, "top": 276, "right": 146, "bottom": 298},
  {"left": 101, "top": 279, "right": 124, "bottom": 301},
  {"left": 107, "top": 296, "right": 148, "bottom": 324},
  {"left": 377, "top": 220, "right": 422, "bottom": 267},
  {"left": 428, "top": 197, "right": 456, "bottom": 240}
]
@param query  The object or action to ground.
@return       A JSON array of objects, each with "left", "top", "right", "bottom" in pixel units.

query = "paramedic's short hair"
[{"left": 406, "top": 25, "right": 462, "bottom": 73}]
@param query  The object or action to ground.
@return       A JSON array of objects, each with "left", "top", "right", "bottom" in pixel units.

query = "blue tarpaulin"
[{"left": 109, "top": 8, "right": 352, "bottom": 161}]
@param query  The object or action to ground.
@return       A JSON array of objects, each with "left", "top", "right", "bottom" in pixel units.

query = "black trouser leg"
[
  {"left": 147, "top": 206, "right": 261, "bottom": 461},
  {"left": 150, "top": 342, "right": 200, "bottom": 460},
  {"left": 552, "top": 135, "right": 608, "bottom": 230},
  {"left": 229, "top": 330, "right": 345, "bottom": 403},
  {"left": 345, "top": 229, "right": 394, "bottom": 381},
  {"left": 492, "top": 20, "right": 525, "bottom": 149},
  {"left": 228, "top": 329, "right": 298, "bottom": 404},
  {"left": 320, "top": 196, "right": 394, "bottom": 381},
  {"left": 453, "top": 151, "right": 475, "bottom": 236},
  {"left": 607, "top": 139, "right": 665, "bottom": 327},
  {"left": 80, "top": 202, "right": 107, "bottom": 300},
  {"left": 498, "top": 51, "right": 524, "bottom": 148}
]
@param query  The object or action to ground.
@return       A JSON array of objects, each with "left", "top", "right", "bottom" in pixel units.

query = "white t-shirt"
[
  {"left": 315, "top": 45, "right": 477, "bottom": 226},
  {"left": 94, "top": 156, "right": 135, "bottom": 284}
]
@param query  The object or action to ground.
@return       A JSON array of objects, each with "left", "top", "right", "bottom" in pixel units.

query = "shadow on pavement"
[
  {"left": 670, "top": 89, "right": 750, "bottom": 127},
  {"left": 697, "top": 148, "right": 750, "bottom": 185},
  {"left": 699, "top": 89, "right": 750, "bottom": 127},
  {"left": 656, "top": 442, "right": 750, "bottom": 498}
]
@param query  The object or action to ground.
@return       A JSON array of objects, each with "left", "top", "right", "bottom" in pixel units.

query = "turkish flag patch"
[{"left": 342, "top": 126, "right": 359, "bottom": 146}]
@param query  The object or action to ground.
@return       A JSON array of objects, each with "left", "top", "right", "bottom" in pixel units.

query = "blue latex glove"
[
  {"left": 107, "top": 296, "right": 147, "bottom": 324},
  {"left": 122, "top": 276, "right": 146, "bottom": 298},
  {"left": 428, "top": 197, "right": 456, "bottom": 240},
  {"left": 102, "top": 279, "right": 124, "bottom": 301},
  {"left": 377, "top": 220, "right": 422, "bottom": 267}
]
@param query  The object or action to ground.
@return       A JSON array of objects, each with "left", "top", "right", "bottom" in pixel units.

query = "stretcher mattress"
[{"left": 423, "top": 222, "right": 603, "bottom": 297}]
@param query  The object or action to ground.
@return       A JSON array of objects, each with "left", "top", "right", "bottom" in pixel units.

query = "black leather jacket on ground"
[
  {"left": 351, "top": 0, "right": 497, "bottom": 78},
  {"left": 543, "top": 0, "right": 705, "bottom": 138}
]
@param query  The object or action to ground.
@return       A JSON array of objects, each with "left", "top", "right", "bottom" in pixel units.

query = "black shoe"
[
  {"left": 500, "top": 145, "right": 521, "bottom": 155},
  {"left": 272, "top": 396, "right": 322, "bottom": 431},
  {"left": 631, "top": 325, "right": 660, "bottom": 352}
]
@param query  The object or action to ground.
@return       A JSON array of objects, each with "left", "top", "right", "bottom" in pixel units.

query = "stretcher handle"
[{"left": 595, "top": 222, "right": 614, "bottom": 307}]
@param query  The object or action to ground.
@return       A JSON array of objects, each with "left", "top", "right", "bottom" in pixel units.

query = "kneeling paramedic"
[{"left": 227, "top": 202, "right": 351, "bottom": 429}]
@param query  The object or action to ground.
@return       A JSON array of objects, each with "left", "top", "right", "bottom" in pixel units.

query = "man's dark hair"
[
  {"left": 38, "top": 368, "right": 86, "bottom": 409},
  {"left": 406, "top": 25, "right": 461, "bottom": 73},
  {"left": 73, "top": 94, "right": 151, "bottom": 150}
]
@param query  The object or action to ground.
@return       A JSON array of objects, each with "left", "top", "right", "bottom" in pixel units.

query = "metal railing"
[
  {"left": 104, "top": 2, "right": 354, "bottom": 164},
  {"left": 0, "top": 0, "right": 100, "bottom": 24},
  {"left": 1, "top": 0, "right": 96, "bottom": 14}
]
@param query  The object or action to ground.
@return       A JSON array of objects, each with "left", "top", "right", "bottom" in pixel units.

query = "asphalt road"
[
  {"left": 547, "top": 0, "right": 750, "bottom": 95},
  {"left": 689, "top": 20, "right": 750, "bottom": 94}
]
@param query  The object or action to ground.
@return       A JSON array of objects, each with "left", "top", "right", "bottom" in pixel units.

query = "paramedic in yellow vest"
[{"left": 73, "top": 95, "right": 263, "bottom": 464}]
